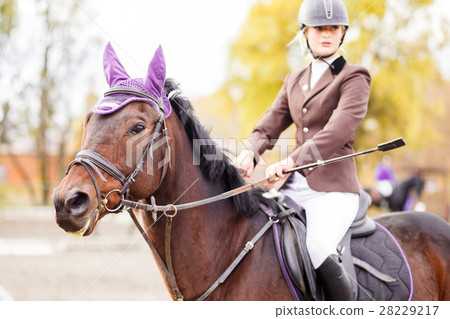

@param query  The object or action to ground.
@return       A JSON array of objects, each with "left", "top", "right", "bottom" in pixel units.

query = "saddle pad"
[{"left": 352, "top": 221, "right": 414, "bottom": 301}]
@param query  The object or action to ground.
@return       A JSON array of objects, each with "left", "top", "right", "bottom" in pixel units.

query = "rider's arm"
[{"left": 246, "top": 74, "right": 294, "bottom": 164}]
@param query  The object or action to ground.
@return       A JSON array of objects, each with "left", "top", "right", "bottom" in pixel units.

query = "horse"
[
  {"left": 53, "top": 44, "right": 450, "bottom": 301},
  {"left": 366, "top": 175, "right": 425, "bottom": 212}
]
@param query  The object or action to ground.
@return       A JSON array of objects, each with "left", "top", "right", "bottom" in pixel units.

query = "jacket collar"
[
  {"left": 298, "top": 56, "right": 347, "bottom": 105},
  {"left": 330, "top": 56, "right": 346, "bottom": 75}
]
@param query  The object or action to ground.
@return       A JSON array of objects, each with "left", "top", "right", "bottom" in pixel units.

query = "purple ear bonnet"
[{"left": 93, "top": 42, "right": 171, "bottom": 118}]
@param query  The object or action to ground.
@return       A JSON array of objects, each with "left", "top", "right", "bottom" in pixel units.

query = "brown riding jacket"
[{"left": 248, "top": 57, "right": 371, "bottom": 194}]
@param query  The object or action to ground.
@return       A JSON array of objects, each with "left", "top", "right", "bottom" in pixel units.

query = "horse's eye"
[{"left": 130, "top": 124, "right": 146, "bottom": 135}]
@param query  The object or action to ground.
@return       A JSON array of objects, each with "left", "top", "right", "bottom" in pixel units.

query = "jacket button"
[
  {"left": 303, "top": 127, "right": 309, "bottom": 133},
  {"left": 302, "top": 108, "right": 308, "bottom": 114}
]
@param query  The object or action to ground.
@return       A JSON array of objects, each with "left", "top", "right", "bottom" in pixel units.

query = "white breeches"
[{"left": 281, "top": 172, "right": 359, "bottom": 269}]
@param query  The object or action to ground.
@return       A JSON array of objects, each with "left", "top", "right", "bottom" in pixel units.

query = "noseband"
[{"left": 65, "top": 87, "right": 171, "bottom": 214}]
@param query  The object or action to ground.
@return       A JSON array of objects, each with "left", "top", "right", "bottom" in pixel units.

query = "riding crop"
[{"left": 120, "top": 138, "right": 406, "bottom": 212}]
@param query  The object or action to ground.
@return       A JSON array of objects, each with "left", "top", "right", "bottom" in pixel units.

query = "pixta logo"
[
  {"left": 125, "top": 129, "right": 171, "bottom": 176},
  {"left": 192, "top": 138, "right": 323, "bottom": 166}
]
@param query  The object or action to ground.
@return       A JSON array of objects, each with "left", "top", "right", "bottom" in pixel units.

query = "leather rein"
[{"left": 65, "top": 87, "right": 280, "bottom": 301}]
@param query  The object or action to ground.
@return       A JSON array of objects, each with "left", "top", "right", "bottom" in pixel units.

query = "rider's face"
[{"left": 305, "top": 25, "right": 345, "bottom": 59}]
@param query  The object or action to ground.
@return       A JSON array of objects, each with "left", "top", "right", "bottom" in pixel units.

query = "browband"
[{"left": 104, "top": 87, "right": 159, "bottom": 105}]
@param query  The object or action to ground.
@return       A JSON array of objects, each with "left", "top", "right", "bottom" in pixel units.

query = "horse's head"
[
  {"left": 53, "top": 43, "right": 172, "bottom": 236},
  {"left": 410, "top": 174, "right": 426, "bottom": 199}
]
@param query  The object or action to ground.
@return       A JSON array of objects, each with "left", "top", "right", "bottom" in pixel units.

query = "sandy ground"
[{"left": 0, "top": 206, "right": 171, "bottom": 301}]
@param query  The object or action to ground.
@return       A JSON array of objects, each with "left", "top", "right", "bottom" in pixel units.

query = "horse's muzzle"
[{"left": 53, "top": 188, "right": 98, "bottom": 236}]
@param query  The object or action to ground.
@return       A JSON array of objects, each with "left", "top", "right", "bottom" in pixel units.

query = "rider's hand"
[
  {"left": 234, "top": 150, "right": 255, "bottom": 177},
  {"left": 265, "top": 157, "right": 296, "bottom": 186}
]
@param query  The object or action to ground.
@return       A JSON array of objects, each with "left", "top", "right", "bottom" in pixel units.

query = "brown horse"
[{"left": 53, "top": 45, "right": 450, "bottom": 301}]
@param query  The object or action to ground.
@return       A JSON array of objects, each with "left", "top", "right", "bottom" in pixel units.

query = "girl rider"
[{"left": 236, "top": 0, "right": 371, "bottom": 300}]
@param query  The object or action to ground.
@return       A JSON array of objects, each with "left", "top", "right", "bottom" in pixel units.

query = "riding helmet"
[{"left": 298, "top": 0, "right": 349, "bottom": 30}]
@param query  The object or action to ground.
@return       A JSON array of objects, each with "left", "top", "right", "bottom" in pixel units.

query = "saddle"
[{"left": 265, "top": 190, "right": 414, "bottom": 301}]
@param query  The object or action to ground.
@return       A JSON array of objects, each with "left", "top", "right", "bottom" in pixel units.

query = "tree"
[
  {"left": 0, "top": 0, "right": 15, "bottom": 41},
  {"left": 344, "top": 0, "right": 444, "bottom": 151},
  {"left": 0, "top": 1, "right": 36, "bottom": 203},
  {"left": 216, "top": 0, "right": 299, "bottom": 137},
  {"left": 32, "top": 0, "right": 101, "bottom": 204},
  {"left": 0, "top": 0, "right": 101, "bottom": 204},
  {"left": 0, "top": 0, "right": 17, "bottom": 144}
]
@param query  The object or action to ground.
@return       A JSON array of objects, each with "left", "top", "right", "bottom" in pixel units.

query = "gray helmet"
[{"left": 298, "top": 0, "right": 349, "bottom": 30}]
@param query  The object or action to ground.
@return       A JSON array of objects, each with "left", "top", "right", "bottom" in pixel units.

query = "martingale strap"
[
  {"left": 196, "top": 204, "right": 278, "bottom": 301},
  {"left": 128, "top": 208, "right": 184, "bottom": 301},
  {"left": 128, "top": 202, "right": 279, "bottom": 301}
]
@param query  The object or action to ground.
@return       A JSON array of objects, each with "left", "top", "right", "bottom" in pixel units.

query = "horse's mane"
[{"left": 164, "top": 79, "right": 272, "bottom": 217}]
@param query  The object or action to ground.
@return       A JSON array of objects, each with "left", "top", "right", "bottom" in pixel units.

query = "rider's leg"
[
  {"left": 304, "top": 191, "right": 358, "bottom": 300},
  {"left": 281, "top": 172, "right": 359, "bottom": 300}
]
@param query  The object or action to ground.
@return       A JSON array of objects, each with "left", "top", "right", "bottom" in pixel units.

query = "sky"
[{"left": 82, "top": 0, "right": 258, "bottom": 99}]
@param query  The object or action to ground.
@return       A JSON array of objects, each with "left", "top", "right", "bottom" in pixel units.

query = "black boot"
[{"left": 316, "top": 254, "right": 356, "bottom": 301}]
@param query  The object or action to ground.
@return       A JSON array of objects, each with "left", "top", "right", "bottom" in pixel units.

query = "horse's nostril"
[{"left": 65, "top": 191, "right": 90, "bottom": 215}]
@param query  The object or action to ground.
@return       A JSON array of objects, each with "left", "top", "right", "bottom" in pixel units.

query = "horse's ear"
[
  {"left": 145, "top": 45, "right": 166, "bottom": 97},
  {"left": 103, "top": 42, "right": 130, "bottom": 87}
]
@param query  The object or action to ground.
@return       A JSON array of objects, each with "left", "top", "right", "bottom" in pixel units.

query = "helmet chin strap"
[{"left": 306, "top": 38, "right": 337, "bottom": 69}]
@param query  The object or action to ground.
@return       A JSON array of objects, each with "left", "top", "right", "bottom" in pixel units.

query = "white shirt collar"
[{"left": 310, "top": 55, "right": 341, "bottom": 90}]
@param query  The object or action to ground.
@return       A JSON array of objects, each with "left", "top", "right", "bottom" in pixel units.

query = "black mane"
[{"left": 164, "top": 79, "right": 271, "bottom": 217}]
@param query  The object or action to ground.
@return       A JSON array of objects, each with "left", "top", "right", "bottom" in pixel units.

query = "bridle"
[
  {"left": 65, "top": 87, "right": 282, "bottom": 301},
  {"left": 66, "top": 87, "right": 172, "bottom": 215}
]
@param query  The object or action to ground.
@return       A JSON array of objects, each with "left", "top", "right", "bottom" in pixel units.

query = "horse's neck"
[
  {"left": 143, "top": 134, "right": 257, "bottom": 300},
  {"left": 146, "top": 169, "right": 251, "bottom": 300}
]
